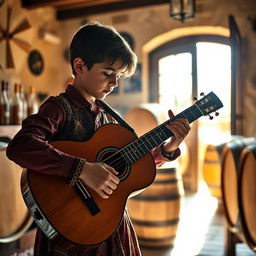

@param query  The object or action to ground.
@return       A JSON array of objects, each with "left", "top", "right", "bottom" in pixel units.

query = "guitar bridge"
[{"left": 73, "top": 179, "right": 100, "bottom": 216}]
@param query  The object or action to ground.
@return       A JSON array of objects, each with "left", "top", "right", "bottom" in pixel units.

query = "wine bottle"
[
  {"left": 12, "top": 83, "right": 23, "bottom": 124},
  {"left": 27, "top": 85, "right": 39, "bottom": 116},
  {"left": 19, "top": 83, "right": 28, "bottom": 120},
  {"left": 0, "top": 80, "right": 11, "bottom": 125}
]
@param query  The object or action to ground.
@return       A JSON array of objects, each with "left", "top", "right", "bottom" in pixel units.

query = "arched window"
[{"left": 149, "top": 35, "right": 231, "bottom": 191}]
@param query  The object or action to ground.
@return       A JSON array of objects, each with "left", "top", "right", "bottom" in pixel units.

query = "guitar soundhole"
[{"left": 96, "top": 147, "right": 130, "bottom": 182}]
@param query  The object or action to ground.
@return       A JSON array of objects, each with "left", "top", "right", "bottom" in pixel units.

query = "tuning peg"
[
  {"left": 208, "top": 115, "right": 213, "bottom": 120},
  {"left": 200, "top": 92, "right": 205, "bottom": 96},
  {"left": 193, "top": 96, "right": 197, "bottom": 101},
  {"left": 215, "top": 111, "right": 219, "bottom": 116}
]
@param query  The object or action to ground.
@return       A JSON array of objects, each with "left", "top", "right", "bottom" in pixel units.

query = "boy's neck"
[{"left": 72, "top": 82, "right": 98, "bottom": 111}]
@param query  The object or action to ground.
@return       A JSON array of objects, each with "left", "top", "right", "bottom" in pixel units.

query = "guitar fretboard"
[{"left": 120, "top": 104, "right": 203, "bottom": 164}]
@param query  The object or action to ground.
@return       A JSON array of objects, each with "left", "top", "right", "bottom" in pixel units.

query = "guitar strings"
[
  {"left": 96, "top": 129, "right": 161, "bottom": 172},
  {"left": 102, "top": 110, "right": 194, "bottom": 170},
  {"left": 105, "top": 124, "right": 169, "bottom": 168},
  {"left": 98, "top": 96, "right": 220, "bottom": 172},
  {"left": 101, "top": 110, "right": 192, "bottom": 171}
]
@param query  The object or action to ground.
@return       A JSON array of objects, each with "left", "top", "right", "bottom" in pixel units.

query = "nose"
[{"left": 109, "top": 75, "right": 119, "bottom": 87}]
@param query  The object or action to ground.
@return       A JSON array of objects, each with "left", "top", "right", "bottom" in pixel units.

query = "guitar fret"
[
  {"left": 124, "top": 145, "right": 136, "bottom": 163},
  {"left": 145, "top": 136, "right": 154, "bottom": 148},
  {"left": 121, "top": 124, "right": 172, "bottom": 164},
  {"left": 181, "top": 105, "right": 201, "bottom": 123},
  {"left": 149, "top": 131, "right": 159, "bottom": 145},
  {"left": 138, "top": 137, "right": 150, "bottom": 153},
  {"left": 138, "top": 139, "right": 149, "bottom": 156},
  {"left": 122, "top": 109, "right": 193, "bottom": 164},
  {"left": 133, "top": 140, "right": 144, "bottom": 158},
  {"left": 153, "top": 130, "right": 163, "bottom": 144},
  {"left": 186, "top": 108, "right": 197, "bottom": 120},
  {"left": 130, "top": 143, "right": 142, "bottom": 161},
  {"left": 122, "top": 141, "right": 144, "bottom": 164},
  {"left": 158, "top": 126, "right": 170, "bottom": 141}
]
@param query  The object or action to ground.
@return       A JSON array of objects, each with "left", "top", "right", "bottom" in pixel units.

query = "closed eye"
[
  {"left": 103, "top": 72, "right": 121, "bottom": 80},
  {"left": 104, "top": 72, "right": 112, "bottom": 77}
]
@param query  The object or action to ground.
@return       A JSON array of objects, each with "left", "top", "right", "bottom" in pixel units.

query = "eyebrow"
[
  {"left": 103, "top": 62, "right": 125, "bottom": 71},
  {"left": 103, "top": 67, "right": 116, "bottom": 71},
  {"left": 103, "top": 66, "right": 125, "bottom": 75}
]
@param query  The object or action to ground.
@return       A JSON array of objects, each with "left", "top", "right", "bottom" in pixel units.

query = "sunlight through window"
[
  {"left": 159, "top": 53, "right": 192, "bottom": 114},
  {"left": 158, "top": 42, "right": 231, "bottom": 180},
  {"left": 197, "top": 42, "right": 231, "bottom": 178},
  {"left": 197, "top": 42, "right": 231, "bottom": 143}
]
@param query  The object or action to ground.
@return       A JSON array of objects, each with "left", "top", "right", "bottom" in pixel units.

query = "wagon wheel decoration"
[{"left": 0, "top": 5, "right": 31, "bottom": 69}]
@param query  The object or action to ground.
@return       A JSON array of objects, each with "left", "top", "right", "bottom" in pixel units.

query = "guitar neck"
[{"left": 121, "top": 104, "right": 203, "bottom": 164}]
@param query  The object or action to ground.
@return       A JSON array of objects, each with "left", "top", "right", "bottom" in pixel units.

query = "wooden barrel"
[
  {"left": 202, "top": 143, "right": 225, "bottom": 202},
  {"left": 124, "top": 103, "right": 168, "bottom": 137},
  {"left": 0, "top": 147, "right": 33, "bottom": 243},
  {"left": 127, "top": 163, "right": 184, "bottom": 250},
  {"left": 202, "top": 136, "right": 242, "bottom": 203},
  {"left": 124, "top": 104, "right": 190, "bottom": 175},
  {"left": 221, "top": 137, "right": 256, "bottom": 233},
  {"left": 238, "top": 144, "right": 256, "bottom": 251}
]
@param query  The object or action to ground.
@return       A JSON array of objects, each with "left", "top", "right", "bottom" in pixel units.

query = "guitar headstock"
[{"left": 195, "top": 92, "right": 224, "bottom": 119}]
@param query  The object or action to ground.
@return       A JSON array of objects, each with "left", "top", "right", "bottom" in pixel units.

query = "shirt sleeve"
[
  {"left": 6, "top": 97, "right": 78, "bottom": 179},
  {"left": 151, "top": 143, "right": 181, "bottom": 167}
]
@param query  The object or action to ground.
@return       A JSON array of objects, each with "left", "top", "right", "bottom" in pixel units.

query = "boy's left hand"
[{"left": 162, "top": 109, "right": 191, "bottom": 153}]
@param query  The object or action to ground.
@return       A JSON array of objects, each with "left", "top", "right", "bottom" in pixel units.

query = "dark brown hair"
[{"left": 70, "top": 21, "right": 137, "bottom": 77}]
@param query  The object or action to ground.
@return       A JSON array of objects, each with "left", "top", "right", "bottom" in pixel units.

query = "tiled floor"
[{"left": 138, "top": 182, "right": 255, "bottom": 256}]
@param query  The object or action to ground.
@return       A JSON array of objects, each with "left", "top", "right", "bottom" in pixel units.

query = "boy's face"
[{"left": 75, "top": 59, "right": 126, "bottom": 102}]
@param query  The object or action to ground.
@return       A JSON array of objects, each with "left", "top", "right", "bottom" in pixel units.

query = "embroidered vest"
[
  {"left": 50, "top": 93, "right": 119, "bottom": 142},
  {"left": 50, "top": 92, "right": 135, "bottom": 143}
]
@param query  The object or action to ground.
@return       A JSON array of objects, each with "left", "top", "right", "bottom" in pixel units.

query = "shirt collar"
[{"left": 65, "top": 84, "right": 104, "bottom": 112}]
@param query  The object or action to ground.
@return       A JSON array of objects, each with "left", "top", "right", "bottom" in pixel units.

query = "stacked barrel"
[
  {"left": 203, "top": 136, "right": 256, "bottom": 253},
  {"left": 127, "top": 163, "right": 184, "bottom": 250},
  {"left": 238, "top": 143, "right": 256, "bottom": 250},
  {"left": 0, "top": 143, "right": 35, "bottom": 255}
]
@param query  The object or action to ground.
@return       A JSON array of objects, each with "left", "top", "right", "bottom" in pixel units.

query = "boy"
[{"left": 6, "top": 21, "right": 190, "bottom": 256}]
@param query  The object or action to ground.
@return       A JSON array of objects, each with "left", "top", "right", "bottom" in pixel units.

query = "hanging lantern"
[{"left": 170, "top": 0, "right": 195, "bottom": 22}]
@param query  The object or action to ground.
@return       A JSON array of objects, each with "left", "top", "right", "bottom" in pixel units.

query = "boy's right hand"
[{"left": 79, "top": 162, "right": 120, "bottom": 199}]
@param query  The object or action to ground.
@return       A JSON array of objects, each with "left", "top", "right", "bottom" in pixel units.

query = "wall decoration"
[
  {"left": 0, "top": 5, "right": 31, "bottom": 69},
  {"left": 123, "top": 63, "right": 142, "bottom": 93},
  {"left": 28, "top": 50, "right": 44, "bottom": 76}
]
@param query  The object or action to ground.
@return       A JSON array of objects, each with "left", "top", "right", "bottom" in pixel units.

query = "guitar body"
[
  {"left": 20, "top": 91, "right": 224, "bottom": 247},
  {"left": 21, "top": 123, "right": 156, "bottom": 246}
]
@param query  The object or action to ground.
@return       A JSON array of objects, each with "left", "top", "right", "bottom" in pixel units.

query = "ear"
[{"left": 73, "top": 57, "right": 86, "bottom": 74}]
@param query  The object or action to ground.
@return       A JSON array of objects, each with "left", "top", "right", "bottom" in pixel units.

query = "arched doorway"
[{"left": 143, "top": 27, "right": 231, "bottom": 192}]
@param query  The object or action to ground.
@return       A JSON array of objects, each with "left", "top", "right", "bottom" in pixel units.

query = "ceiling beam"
[
  {"left": 22, "top": 0, "right": 127, "bottom": 9},
  {"left": 57, "top": 0, "right": 169, "bottom": 20},
  {"left": 22, "top": 0, "right": 169, "bottom": 20}
]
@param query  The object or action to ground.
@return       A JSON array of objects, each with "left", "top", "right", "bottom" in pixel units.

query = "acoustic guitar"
[{"left": 21, "top": 92, "right": 223, "bottom": 246}]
